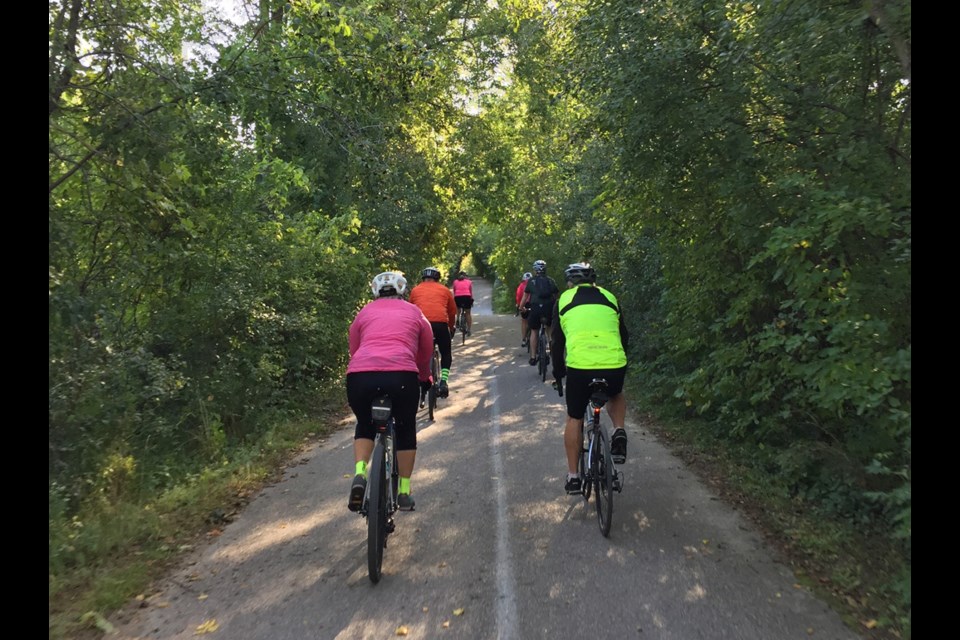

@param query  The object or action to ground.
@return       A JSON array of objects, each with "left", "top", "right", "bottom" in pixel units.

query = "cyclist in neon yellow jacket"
[{"left": 550, "top": 263, "right": 629, "bottom": 495}]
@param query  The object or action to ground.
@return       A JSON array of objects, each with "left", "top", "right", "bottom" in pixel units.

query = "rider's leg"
[
  {"left": 528, "top": 316, "right": 540, "bottom": 364},
  {"left": 606, "top": 392, "right": 626, "bottom": 431},
  {"left": 354, "top": 438, "right": 374, "bottom": 472},
  {"left": 564, "top": 416, "right": 582, "bottom": 475},
  {"left": 435, "top": 323, "right": 452, "bottom": 383}
]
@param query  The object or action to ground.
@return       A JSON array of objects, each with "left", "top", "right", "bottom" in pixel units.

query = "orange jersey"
[{"left": 409, "top": 280, "right": 457, "bottom": 329}]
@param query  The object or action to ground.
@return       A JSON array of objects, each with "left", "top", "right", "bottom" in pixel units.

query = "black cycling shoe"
[
  {"left": 397, "top": 493, "right": 416, "bottom": 511},
  {"left": 438, "top": 381, "right": 449, "bottom": 398},
  {"left": 611, "top": 429, "right": 627, "bottom": 464},
  {"left": 347, "top": 474, "right": 366, "bottom": 512},
  {"left": 529, "top": 357, "right": 537, "bottom": 366},
  {"left": 564, "top": 476, "right": 582, "bottom": 494}
]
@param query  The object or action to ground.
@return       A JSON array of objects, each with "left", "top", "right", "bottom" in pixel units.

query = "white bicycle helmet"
[
  {"left": 522, "top": 272, "right": 532, "bottom": 280},
  {"left": 564, "top": 262, "right": 596, "bottom": 284},
  {"left": 371, "top": 271, "right": 408, "bottom": 298}
]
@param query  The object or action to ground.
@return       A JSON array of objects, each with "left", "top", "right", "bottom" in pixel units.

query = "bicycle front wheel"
[
  {"left": 428, "top": 355, "right": 439, "bottom": 420},
  {"left": 367, "top": 439, "right": 387, "bottom": 583},
  {"left": 592, "top": 425, "right": 614, "bottom": 537}
]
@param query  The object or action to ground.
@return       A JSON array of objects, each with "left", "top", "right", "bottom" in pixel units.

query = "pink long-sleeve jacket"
[{"left": 347, "top": 297, "right": 433, "bottom": 382}]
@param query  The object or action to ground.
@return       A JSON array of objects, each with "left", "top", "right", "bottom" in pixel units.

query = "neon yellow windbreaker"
[{"left": 554, "top": 284, "right": 627, "bottom": 370}]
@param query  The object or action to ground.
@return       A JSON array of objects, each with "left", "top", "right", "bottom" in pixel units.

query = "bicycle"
[
  {"left": 563, "top": 377, "right": 623, "bottom": 537},
  {"left": 536, "top": 322, "right": 549, "bottom": 382},
  {"left": 455, "top": 307, "right": 468, "bottom": 345},
  {"left": 360, "top": 392, "right": 401, "bottom": 583},
  {"left": 420, "top": 340, "right": 441, "bottom": 420}
]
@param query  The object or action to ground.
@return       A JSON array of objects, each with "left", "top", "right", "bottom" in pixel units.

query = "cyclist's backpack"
[{"left": 530, "top": 276, "right": 555, "bottom": 304}]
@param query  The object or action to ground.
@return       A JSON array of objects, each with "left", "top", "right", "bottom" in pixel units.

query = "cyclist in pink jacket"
[
  {"left": 451, "top": 271, "right": 474, "bottom": 335},
  {"left": 346, "top": 271, "right": 433, "bottom": 512},
  {"left": 516, "top": 272, "right": 532, "bottom": 347}
]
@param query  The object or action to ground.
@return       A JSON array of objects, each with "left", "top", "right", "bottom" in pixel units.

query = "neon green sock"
[
  {"left": 441, "top": 368, "right": 449, "bottom": 382},
  {"left": 399, "top": 477, "right": 411, "bottom": 495},
  {"left": 355, "top": 460, "right": 367, "bottom": 478}
]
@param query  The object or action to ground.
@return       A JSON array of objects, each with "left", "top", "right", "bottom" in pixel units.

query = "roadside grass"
[
  {"left": 49, "top": 388, "right": 349, "bottom": 640},
  {"left": 626, "top": 380, "right": 910, "bottom": 640}
]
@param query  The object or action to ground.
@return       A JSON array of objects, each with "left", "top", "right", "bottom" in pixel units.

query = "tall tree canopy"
[{"left": 50, "top": 0, "right": 909, "bottom": 635}]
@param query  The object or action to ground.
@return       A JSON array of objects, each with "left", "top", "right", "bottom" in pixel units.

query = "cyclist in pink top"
[
  {"left": 515, "top": 271, "right": 532, "bottom": 348},
  {"left": 451, "top": 271, "right": 474, "bottom": 335},
  {"left": 346, "top": 271, "right": 434, "bottom": 513}
]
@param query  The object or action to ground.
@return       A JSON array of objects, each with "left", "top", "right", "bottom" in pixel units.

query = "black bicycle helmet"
[
  {"left": 564, "top": 262, "right": 596, "bottom": 284},
  {"left": 421, "top": 266, "right": 441, "bottom": 281},
  {"left": 533, "top": 260, "right": 546, "bottom": 275}
]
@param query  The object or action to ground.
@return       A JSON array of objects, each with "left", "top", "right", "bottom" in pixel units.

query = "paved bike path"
[{"left": 107, "top": 277, "right": 862, "bottom": 640}]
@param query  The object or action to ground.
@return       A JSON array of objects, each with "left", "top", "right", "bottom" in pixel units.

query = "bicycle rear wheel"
[
  {"left": 367, "top": 439, "right": 387, "bottom": 583},
  {"left": 461, "top": 312, "right": 467, "bottom": 345},
  {"left": 592, "top": 425, "right": 614, "bottom": 537}
]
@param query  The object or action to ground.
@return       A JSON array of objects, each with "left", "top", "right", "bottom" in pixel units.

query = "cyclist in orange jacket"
[{"left": 409, "top": 267, "right": 457, "bottom": 398}]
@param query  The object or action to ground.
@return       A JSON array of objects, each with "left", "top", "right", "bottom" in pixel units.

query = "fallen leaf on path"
[
  {"left": 442, "top": 621, "right": 450, "bottom": 628},
  {"left": 79, "top": 612, "right": 115, "bottom": 634},
  {"left": 395, "top": 625, "right": 409, "bottom": 635},
  {"left": 198, "top": 594, "right": 208, "bottom": 600},
  {"left": 453, "top": 608, "right": 465, "bottom": 616},
  {"left": 195, "top": 619, "right": 219, "bottom": 634},
  {"left": 862, "top": 619, "right": 878, "bottom": 629}
]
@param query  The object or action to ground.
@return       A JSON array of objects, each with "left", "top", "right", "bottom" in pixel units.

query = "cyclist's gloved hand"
[
  {"left": 420, "top": 378, "right": 432, "bottom": 393},
  {"left": 553, "top": 364, "right": 566, "bottom": 380}
]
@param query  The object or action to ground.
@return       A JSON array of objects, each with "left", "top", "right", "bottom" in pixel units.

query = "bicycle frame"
[
  {"left": 579, "top": 378, "right": 623, "bottom": 537},
  {"left": 456, "top": 308, "right": 467, "bottom": 344}
]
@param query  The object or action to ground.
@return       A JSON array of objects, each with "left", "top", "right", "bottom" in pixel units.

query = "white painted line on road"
[{"left": 489, "top": 373, "right": 518, "bottom": 640}]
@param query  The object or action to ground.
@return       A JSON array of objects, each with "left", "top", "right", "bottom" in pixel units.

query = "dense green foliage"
[{"left": 50, "top": 0, "right": 909, "bottom": 637}]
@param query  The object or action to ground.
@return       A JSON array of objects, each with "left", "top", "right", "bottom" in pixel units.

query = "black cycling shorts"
[
  {"left": 527, "top": 303, "right": 552, "bottom": 331},
  {"left": 346, "top": 371, "right": 419, "bottom": 450},
  {"left": 454, "top": 295, "right": 474, "bottom": 309},
  {"left": 562, "top": 366, "right": 626, "bottom": 420}
]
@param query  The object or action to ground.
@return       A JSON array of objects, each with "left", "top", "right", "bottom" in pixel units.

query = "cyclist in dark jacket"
[
  {"left": 520, "top": 260, "right": 559, "bottom": 367},
  {"left": 551, "top": 263, "right": 629, "bottom": 494}
]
